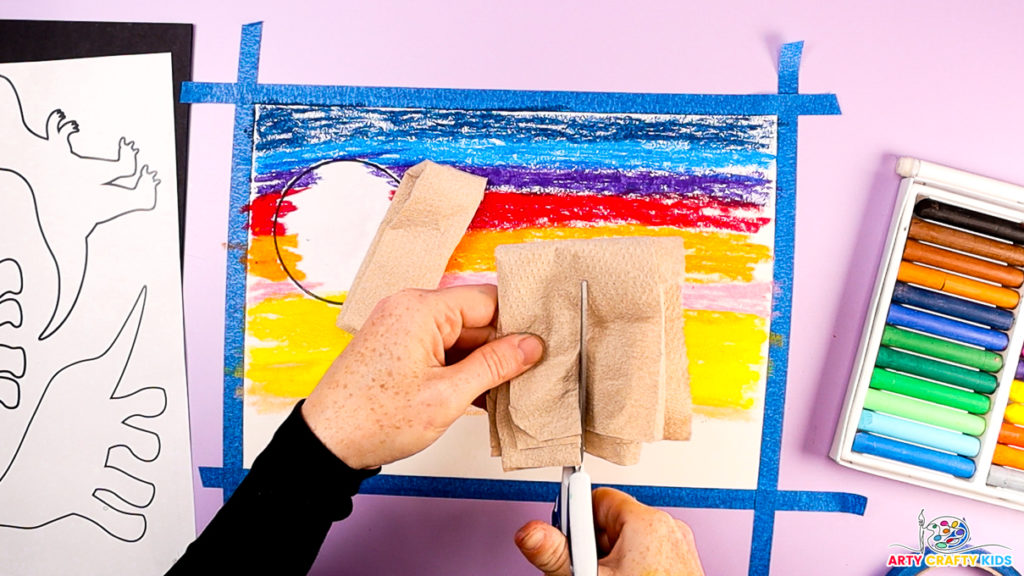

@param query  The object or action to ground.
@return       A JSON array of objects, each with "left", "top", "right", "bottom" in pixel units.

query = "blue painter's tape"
[
  {"left": 182, "top": 82, "right": 840, "bottom": 117},
  {"left": 778, "top": 41, "right": 804, "bottom": 94},
  {"left": 359, "top": 475, "right": 867, "bottom": 516}
]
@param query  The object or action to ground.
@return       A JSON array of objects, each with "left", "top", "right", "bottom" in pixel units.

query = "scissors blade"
[{"left": 579, "top": 280, "right": 588, "bottom": 464}]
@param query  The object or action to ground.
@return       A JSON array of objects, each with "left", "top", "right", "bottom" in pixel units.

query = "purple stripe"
[
  {"left": 391, "top": 164, "right": 772, "bottom": 204},
  {"left": 253, "top": 168, "right": 320, "bottom": 196},
  {"left": 254, "top": 163, "right": 772, "bottom": 204}
]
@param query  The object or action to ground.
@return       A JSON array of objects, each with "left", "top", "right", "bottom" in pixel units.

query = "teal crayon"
[{"left": 875, "top": 346, "right": 998, "bottom": 394}]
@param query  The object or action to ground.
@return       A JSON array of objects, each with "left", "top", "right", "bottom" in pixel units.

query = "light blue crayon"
[
  {"left": 852, "top": 432, "right": 976, "bottom": 478},
  {"left": 858, "top": 410, "right": 981, "bottom": 457}
]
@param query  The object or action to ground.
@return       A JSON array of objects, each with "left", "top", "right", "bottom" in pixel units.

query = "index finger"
[{"left": 432, "top": 284, "right": 499, "bottom": 344}]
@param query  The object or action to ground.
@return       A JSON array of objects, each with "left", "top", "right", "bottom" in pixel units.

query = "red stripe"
[
  {"left": 469, "top": 191, "right": 770, "bottom": 233},
  {"left": 244, "top": 188, "right": 306, "bottom": 237}
]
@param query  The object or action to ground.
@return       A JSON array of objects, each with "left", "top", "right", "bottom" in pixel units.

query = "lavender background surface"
[{"left": 5, "top": 2, "right": 1024, "bottom": 574}]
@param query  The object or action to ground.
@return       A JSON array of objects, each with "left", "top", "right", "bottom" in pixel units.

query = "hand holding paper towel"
[{"left": 489, "top": 236, "right": 691, "bottom": 470}]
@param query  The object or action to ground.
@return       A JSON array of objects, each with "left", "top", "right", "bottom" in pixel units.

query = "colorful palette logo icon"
[{"left": 925, "top": 516, "right": 971, "bottom": 553}]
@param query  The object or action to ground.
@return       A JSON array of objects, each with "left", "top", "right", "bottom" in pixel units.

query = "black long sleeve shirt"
[{"left": 167, "top": 402, "right": 379, "bottom": 575}]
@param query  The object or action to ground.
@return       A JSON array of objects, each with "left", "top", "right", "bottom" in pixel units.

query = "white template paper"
[{"left": 0, "top": 54, "right": 194, "bottom": 575}]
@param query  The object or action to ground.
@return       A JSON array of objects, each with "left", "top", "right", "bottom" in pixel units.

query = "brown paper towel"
[
  {"left": 491, "top": 236, "right": 690, "bottom": 469},
  {"left": 337, "top": 161, "right": 486, "bottom": 334}
]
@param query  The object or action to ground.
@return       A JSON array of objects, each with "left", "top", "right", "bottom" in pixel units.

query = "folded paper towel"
[
  {"left": 337, "top": 160, "right": 486, "bottom": 334},
  {"left": 489, "top": 236, "right": 690, "bottom": 470}
]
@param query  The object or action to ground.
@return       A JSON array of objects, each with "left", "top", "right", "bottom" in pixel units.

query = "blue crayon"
[
  {"left": 892, "top": 282, "right": 1014, "bottom": 330},
  {"left": 858, "top": 410, "right": 981, "bottom": 457},
  {"left": 852, "top": 432, "right": 976, "bottom": 478},
  {"left": 887, "top": 304, "right": 1008, "bottom": 351}
]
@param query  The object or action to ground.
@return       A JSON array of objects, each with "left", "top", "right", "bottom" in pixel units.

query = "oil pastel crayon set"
[{"left": 832, "top": 157, "right": 1024, "bottom": 510}]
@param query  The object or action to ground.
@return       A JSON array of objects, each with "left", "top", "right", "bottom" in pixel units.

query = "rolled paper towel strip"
[
  {"left": 892, "top": 282, "right": 1014, "bottom": 330},
  {"left": 869, "top": 368, "right": 990, "bottom": 414},
  {"left": 337, "top": 161, "right": 486, "bottom": 334},
  {"left": 887, "top": 304, "right": 1008, "bottom": 351},
  {"left": 852, "top": 432, "right": 976, "bottom": 478}
]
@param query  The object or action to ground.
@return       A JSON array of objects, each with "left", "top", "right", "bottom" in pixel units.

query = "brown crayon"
[
  {"left": 897, "top": 261, "right": 1020, "bottom": 308},
  {"left": 903, "top": 239, "right": 1024, "bottom": 287},
  {"left": 909, "top": 218, "right": 1024, "bottom": 266}
]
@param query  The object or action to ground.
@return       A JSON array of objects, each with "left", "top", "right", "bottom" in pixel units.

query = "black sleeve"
[{"left": 167, "top": 400, "right": 380, "bottom": 575}]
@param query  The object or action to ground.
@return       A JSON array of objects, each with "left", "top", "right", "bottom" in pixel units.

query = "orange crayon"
[
  {"left": 999, "top": 422, "right": 1024, "bottom": 450},
  {"left": 898, "top": 261, "right": 1020, "bottom": 309},
  {"left": 993, "top": 443, "right": 1024, "bottom": 472}
]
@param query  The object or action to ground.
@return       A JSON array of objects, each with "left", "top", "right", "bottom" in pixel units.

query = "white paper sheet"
[{"left": 0, "top": 54, "right": 194, "bottom": 576}]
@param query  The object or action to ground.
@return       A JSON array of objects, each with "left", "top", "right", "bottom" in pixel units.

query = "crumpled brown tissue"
[
  {"left": 337, "top": 160, "right": 486, "bottom": 334},
  {"left": 489, "top": 236, "right": 690, "bottom": 470}
]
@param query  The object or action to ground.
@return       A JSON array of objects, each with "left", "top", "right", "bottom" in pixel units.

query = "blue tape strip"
[
  {"left": 187, "top": 26, "right": 863, "bottom": 574},
  {"left": 748, "top": 40, "right": 807, "bottom": 576},
  {"left": 209, "top": 21, "right": 263, "bottom": 502},
  {"left": 360, "top": 475, "right": 865, "bottom": 514},
  {"left": 778, "top": 41, "right": 804, "bottom": 94},
  {"left": 182, "top": 84, "right": 839, "bottom": 117}
]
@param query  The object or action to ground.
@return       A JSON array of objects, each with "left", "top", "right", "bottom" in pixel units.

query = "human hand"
[
  {"left": 515, "top": 487, "right": 705, "bottom": 576},
  {"left": 302, "top": 284, "right": 544, "bottom": 470}
]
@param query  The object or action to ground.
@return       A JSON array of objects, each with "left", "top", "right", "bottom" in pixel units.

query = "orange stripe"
[{"left": 446, "top": 225, "right": 771, "bottom": 284}]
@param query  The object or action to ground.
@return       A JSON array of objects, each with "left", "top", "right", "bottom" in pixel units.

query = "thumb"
[
  {"left": 443, "top": 333, "right": 543, "bottom": 400},
  {"left": 515, "top": 521, "right": 572, "bottom": 576}
]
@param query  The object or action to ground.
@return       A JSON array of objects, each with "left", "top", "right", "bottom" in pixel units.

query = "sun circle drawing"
[
  {"left": 272, "top": 158, "right": 399, "bottom": 304},
  {"left": 925, "top": 516, "right": 970, "bottom": 553}
]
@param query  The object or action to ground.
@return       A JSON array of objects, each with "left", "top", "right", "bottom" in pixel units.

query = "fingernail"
[
  {"left": 517, "top": 334, "right": 544, "bottom": 365},
  {"left": 516, "top": 526, "right": 544, "bottom": 551}
]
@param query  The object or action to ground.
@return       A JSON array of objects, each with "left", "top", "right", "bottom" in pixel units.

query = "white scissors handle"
[{"left": 567, "top": 470, "right": 597, "bottom": 576}]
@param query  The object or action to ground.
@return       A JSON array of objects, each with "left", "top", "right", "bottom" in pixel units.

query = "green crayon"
[
  {"left": 881, "top": 325, "right": 1003, "bottom": 372},
  {"left": 869, "top": 368, "right": 990, "bottom": 414},
  {"left": 864, "top": 389, "right": 986, "bottom": 436},
  {"left": 875, "top": 346, "right": 998, "bottom": 394}
]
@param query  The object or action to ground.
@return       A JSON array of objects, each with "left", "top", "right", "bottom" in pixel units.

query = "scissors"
[{"left": 551, "top": 280, "right": 598, "bottom": 576}]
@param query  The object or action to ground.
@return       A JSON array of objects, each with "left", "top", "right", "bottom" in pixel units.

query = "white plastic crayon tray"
[{"left": 831, "top": 157, "right": 1024, "bottom": 511}]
